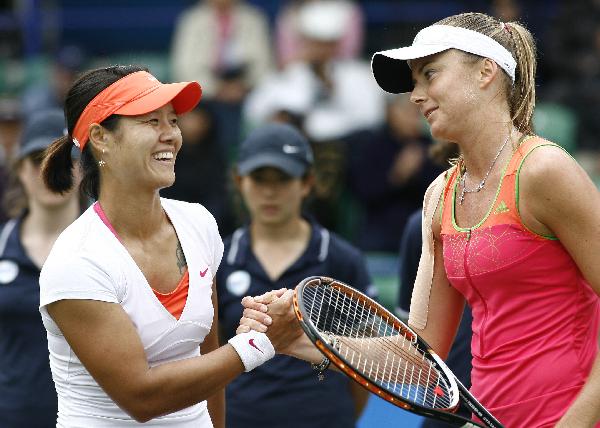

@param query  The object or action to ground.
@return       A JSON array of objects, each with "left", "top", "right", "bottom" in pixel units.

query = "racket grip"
[{"left": 228, "top": 331, "right": 275, "bottom": 371}]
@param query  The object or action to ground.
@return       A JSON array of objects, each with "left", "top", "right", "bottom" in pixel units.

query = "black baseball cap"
[
  {"left": 18, "top": 109, "right": 67, "bottom": 160},
  {"left": 237, "top": 123, "right": 314, "bottom": 177}
]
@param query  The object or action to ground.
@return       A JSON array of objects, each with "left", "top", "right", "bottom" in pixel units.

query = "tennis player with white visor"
[{"left": 241, "top": 12, "right": 600, "bottom": 428}]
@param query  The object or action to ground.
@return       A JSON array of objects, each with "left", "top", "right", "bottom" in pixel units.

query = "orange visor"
[{"left": 72, "top": 71, "right": 202, "bottom": 151}]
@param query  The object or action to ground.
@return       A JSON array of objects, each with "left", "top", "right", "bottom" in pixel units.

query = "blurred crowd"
[
  {"left": 0, "top": 0, "right": 599, "bottom": 426},
  {"left": 0, "top": 0, "right": 599, "bottom": 254}
]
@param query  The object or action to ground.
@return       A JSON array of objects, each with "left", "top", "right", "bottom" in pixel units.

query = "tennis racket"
[{"left": 292, "top": 276, "right": 504, "bottom": 428}]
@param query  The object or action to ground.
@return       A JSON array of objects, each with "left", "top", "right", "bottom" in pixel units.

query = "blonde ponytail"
[
  {"left": 505, "top": 22, "right": 536, "bottom": 134},
  {"left": 436, "top": 13, "right": 537, "bottom": 134}
]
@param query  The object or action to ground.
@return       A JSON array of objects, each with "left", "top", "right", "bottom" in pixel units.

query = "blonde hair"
[{"left": 435, "top": 12, "right": 537, "bottom": 135}]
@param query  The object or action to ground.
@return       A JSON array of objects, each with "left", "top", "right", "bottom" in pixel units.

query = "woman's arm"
[
  {"left": 202, "top": 279, "right": 225, "bottom": 428},
  {"left": 47, "top": 299, "right": 242, "bottom": 423},
  {"left": 520, "top": 146, "right": 600, "bottom": 295},
  {"left": 411, "top": 202, "right": 466, "bottom": 360},
  {"left": 349, "top": 381, "right": 369, "bottom": 420},
  {"left": 520, "top": 146, "right": 600, "bottom": 427},
  {"left": 46, "top": 288, "right": 298, "bottom": 423}
]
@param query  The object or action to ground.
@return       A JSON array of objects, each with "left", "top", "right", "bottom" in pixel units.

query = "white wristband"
[{"left": 228, "top": 331, "right": 276, "bottom": 372}]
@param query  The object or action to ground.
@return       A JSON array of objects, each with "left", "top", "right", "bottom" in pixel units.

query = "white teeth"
[{"left": 153, "top": 152, "right": 174, "bottom": 160}]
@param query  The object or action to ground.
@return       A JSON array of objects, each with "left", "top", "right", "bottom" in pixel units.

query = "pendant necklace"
[{"left": 459, "top": 134, "right": 510, "bottom": 205}]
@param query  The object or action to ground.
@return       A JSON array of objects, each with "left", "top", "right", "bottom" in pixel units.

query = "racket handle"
[{"left": 455, "top": 379, "right": 504, "bottom": 428}]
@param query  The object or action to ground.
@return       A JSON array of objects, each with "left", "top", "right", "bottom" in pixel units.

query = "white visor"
[{"left": 371, "top": 24, "right": 517, "bottom": 94}]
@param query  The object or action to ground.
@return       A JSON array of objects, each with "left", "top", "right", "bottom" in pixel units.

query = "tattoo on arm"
[{"left": 176, "top": 240, "right": 187, "bottom": 274}]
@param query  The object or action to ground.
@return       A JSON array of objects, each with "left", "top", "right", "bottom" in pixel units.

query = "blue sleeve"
[
  {"left": 327, "top": 234, "right": 376, "bottom": 299},
  {"left": 398, "top": 209, "right": 423, "bottom": 313},
  {"left": 215, "top": 239, "right": 240, "bottom": 340},
  {"left": 215, "top": 268, "right": 244, "bottom": 341},
  {"left": 348, "top": 251, "right": 374, "bottom": 298}
]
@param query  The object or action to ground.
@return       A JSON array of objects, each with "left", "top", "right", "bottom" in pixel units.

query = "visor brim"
[
  {"left": 371, "top": 45, "right": 450, "bottom": 94},
  {"left": 115, "top": 81, "right": 202, "bottom": 116}
]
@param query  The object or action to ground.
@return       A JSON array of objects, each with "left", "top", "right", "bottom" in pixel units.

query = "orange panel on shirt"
[{"left": 153, "top": 269, "right": 189, "bottom": 320}]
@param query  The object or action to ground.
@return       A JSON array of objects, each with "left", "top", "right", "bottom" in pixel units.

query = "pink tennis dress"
[{"left": 440, "top": 136, "right": 600, "bottom": 427}]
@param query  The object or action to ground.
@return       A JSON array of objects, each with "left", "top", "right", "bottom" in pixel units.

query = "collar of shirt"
[
  {"left": 0, "top": 217, "right": 38, "bottom": 270},
  {"left": 224, "top": 219, "right": 331, "bottom": 273}
]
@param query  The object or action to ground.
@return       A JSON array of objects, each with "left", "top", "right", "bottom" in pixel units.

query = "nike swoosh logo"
[
  {"left": 248, "top": 338, "right": 263, "bottom": 353},
  {"left": 282, "top": 144, "right": 301, "bottom": 154},
  {"left": 200, "top": 267, "right": 209, "bottom": 277}
]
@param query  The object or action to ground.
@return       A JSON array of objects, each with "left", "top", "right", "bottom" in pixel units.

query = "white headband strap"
[{"left": 414, "top": 25, "right": 516, "bottom": 82}]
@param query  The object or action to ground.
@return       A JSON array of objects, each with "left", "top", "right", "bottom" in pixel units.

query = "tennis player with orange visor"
[{"left": 37, "top": 65, "right": 303, "bottom": 427}]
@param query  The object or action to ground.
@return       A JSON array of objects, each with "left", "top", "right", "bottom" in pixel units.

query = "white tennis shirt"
[{"left": 39, "top": 198, "right": 224, "bottom": 427}]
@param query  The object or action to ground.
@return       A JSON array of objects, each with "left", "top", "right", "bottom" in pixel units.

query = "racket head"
[{"left": 293, "top": 276, "right": 460, "bottom": 414}]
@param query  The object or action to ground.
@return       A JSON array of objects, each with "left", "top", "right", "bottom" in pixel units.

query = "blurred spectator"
[
  {"left": 243, "top": 0, "right": 384, "bottom": 142},
  {"left": 275, "top": 0, "right": 364, "bottom": 67},
  {"left": 244, "top": 0, "right": 384, "bottom": 231},
  {"left": 542, "top": 0, "right": 600, "bottom": 151},
  {"left": 0, "top": 96, "right": 21, "bottom": 160},
  {"left": 0, "top": 109, "right": 82, "bottom": 426},
  {"left": 346, "top": 96, "right": 442, "bottom": 252},
  {"left": 0, "top": 0, "right": 22, "bottom": 58},
  {"left": 171, "top": 0, "right": 273, "bottom": 157},
  {"left": 21, "top": 45, "right": 87, "bottom": 116},
  {"left": 160, "top": 104, "right": 235, "bottom": 236},
  {"left": 0, "top": 96, "right": 22, "bottom": 223},
  {"left": 490, "top": 0, "right": 522, "bottom": 22},
  {"left": 170, "top": 0, "right": 272, "bottom": 103}
]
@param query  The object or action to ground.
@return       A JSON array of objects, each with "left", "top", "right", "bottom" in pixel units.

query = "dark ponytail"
[
  {"left": 42, "top": 135, "right": 75, "bottom": 194},
  {"left": 41, "top": 65, "right": 148, "bottom": 199}
]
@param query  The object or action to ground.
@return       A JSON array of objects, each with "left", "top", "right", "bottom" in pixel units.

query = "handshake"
[{"left": 227, "top": 288, "right": 306, "bottom": 372}]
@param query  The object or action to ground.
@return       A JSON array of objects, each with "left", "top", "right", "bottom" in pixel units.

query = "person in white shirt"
[
  {"left": 243, "top": 0, "right": 384, "bottom": 142},
  {"left": 170, "top": 0, "right": 272, "bottom": 102},
  {"left": 38, "top": 65, "right": 301, "bottom": 427}
]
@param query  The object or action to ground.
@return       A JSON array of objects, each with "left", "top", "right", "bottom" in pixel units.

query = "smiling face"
[
  {"left": 409, "top": 49, "right": 483, "bottom": 141},
  {"left": 100, "top": 103, "right": 182, "bottom": 193},
  {"left": 237, "top": 167, "right": 312, "bottom": 227}
]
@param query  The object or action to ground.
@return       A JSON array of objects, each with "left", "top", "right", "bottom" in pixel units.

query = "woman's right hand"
[
  {"left": 237, "top": 289, "right": 303, "bottom": 354},
  {"left": 237, "top": 288, "right": 286, "bottom": 333},
  {"left": 237, "top": 290, "right": 334, "bottom": 364}
]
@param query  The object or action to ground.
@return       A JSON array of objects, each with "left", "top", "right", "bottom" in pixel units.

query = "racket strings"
[
  {"left": 306, "top": 285, "right": 450, "bottom": 408},
  {"left": 305, "top": 284, "right": 428, "bottom": 368},
  {"left": 301, "top": 282, "right": 454, "bottom": 409}
]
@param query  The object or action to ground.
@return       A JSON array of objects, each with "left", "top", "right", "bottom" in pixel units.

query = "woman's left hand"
[
  {"left": 236, "top": 289, "right": 287, "bottom": 334},
  {"left": 236, "top": 289, "right": 334, "bottom": 363}
]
